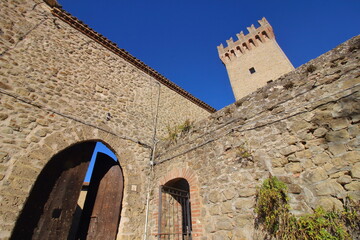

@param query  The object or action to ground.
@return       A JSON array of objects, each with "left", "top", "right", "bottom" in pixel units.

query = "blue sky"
[
  {"left": 84, "top": 142, "right": 118, "bottom": 182},
  {"left": 57, "top": 0, "right": 359, "bottom": 110},
  {"left": 57, "top": 0, "right": 359, "bottom": 182}
]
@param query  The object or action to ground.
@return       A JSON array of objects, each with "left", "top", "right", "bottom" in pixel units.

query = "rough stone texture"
[
  {"left": 153, "top": 36, "right": 360, "bottom": 239},
  {"left": 0, "top": 1, "right": 211, "bottom": 239},
  {"left": 1, "top": 1, "right": 360, "bottom": 240}
]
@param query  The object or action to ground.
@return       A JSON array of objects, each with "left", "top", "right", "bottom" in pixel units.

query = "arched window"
[
  {"left": 255, "top": 35, "right": 262, "bottom": 43},
  {"left": 225, "top": 53, "right": 230, "bottom": 60},
  {"left": 236, "top": 46, "right": 243, "bottom": 54},
  {"left": 249, "top": 39, "right": 256, "bottom": 47},
  {"left": 242, "top": 43, "right": 249, "bottom": 50},
  {"left": 158, "top": 178, "right": 192, "bottom": 239},
  {"left": 262, "top": 31, "right": 269, "bottom": 39}
]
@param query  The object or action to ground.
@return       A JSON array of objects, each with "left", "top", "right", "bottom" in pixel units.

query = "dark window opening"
[{"left": 249, "top": 67, "right": 256, "bottom": 74}]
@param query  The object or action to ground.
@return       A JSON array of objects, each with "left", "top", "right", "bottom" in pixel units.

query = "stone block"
[
  {"left": 280, "top": 145, "right": 298, "bottom": 156},
  {"left": 314, "top": 180, "right": 344, "bottom": 196},
  {"left": 306, "top": 138, "right": 327, "bottom": 148},
  {"left": 0, "top": 113, "right": 9, "bottom": 121},
  {"left": 34, "top": 128, "right": 48, "bottom": 137},
  {"left": 329, "top": 118, "right": 349, "bottom": 131},
  {"left": 215, "top": 218, "right": 233, "bottom": 231},
  {"left": 272, "top": 167, "right": 286, "bottom": 175},
  {"left": 328, "top": 143, "right": 347, "bottom": 156},
  {"left": 234, "top": 214, "right": 253, "bottom": 228},
  {"left": 337, "top": 175, "right": 352, "bottom": 185},
  {"left": 297, "top": 131, "right": 314, "bottom": 141},
  {"left": 211, "top": 231, "right": 231, "bottom": 240},
  {"left": 351, "top": 162, "right": 360, "bottom": 178},
  {"left": 348, "top": 125, "right": 360, "bottom": 138},
  {"left": 285, "top": 162, "right": 302, "bottom": 173},
  {"left": 11, "top": 164, "right": 40, "bottom": 180},
  {"left": 347, "top": 190, "right": 360, "bottom": 201},
  {"left": 222, "top": 188, "right": 237, "bottom": 200},
  {"left": 340, "top": 151, "right": 360, "bottom": 164},
  {"left": 209, "top": 205, "right": 220, "bottom": 216},
  {"left": 220, "top": 202, "right": 233, "bottom": 214},
  {"left": 313, "top": 127, "right": 328, "bottom": 138},
  {"left": 303, "top": 168, "right": 328, "bottom": 184},
  {"left": 286, "top": 136, "right": 298, "bottom": 145},
  {"left": 289, "top": 120, "right": 313, "bottom": 133},
  {"left": 295, "top": 149, "right": 312, "bottom": 159},
  {"left": 271, "top": 157, "right": 287, "bottom": 167},
  {"left": 342, "top": 77, "right": 360, "bottom": 89},
  {"left": 302, "top": 159, "right": 315, "bottom": 169},
  {"left": 317, "top": 197, "right": 343, "bottom": 211},
  {"left": 288, "top": 184, "right": 302, "bottom": 194},
  {"left": 325, "top": 129, "right": 350, "bottom": 143},
  {"left": 344, "top": 181, "right": 360, "bottom": 191},
  {"left": 234, "top": 198, "right": 254, "bottom": 210},
  {"left": 208, "top": 191, "right": 221, "bottom": 203},
  {"left": 238, "top": 188, "right": 256, "bottom": 197}
]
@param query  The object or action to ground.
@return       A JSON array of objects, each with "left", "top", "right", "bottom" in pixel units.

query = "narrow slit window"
[{"left": 249, "top": 67, "right": 256, "bottom": 74}]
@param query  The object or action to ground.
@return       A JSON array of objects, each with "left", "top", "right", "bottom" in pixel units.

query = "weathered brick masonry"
[{"left": 0, "top": 0, "right": 359, "bottom": 239}]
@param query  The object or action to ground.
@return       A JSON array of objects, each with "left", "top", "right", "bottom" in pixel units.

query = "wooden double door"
[{"left": 11, "top": 142, "right": 124, "bottom": 240}]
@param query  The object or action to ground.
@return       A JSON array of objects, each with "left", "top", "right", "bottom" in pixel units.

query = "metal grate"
[{"left": 157, "top": 185, "right": 192, "bottom": 240}]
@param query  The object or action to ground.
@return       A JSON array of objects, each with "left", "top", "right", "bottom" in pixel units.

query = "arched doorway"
[
  {"left": 158, "top": 178, "right": 192, "bottom": 239},
  {"left": 10, "top": 141, "right": 124, "bottom": 240}
]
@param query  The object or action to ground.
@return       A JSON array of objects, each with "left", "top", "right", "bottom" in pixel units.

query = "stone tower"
[{"left": 217, "top": 17, "right": 294, "bottom": 100}]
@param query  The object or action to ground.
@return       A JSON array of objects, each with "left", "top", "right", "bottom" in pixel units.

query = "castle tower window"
[
  {"left": 242, "top": 43, "right": 249, "bottom": 50},
  {"left": 236, "top": 46, "right": 243, "bottom": 54},
  {"left": 249, "top": 67, "right": 256, "bottom": 74},
  {"left": 225, "top": 53, "right": 230, "bottom": 60},
  {"left": 249, "top": 39, "right": 256, "bottom": 47},
  {"left": 255, "top": 35, "right": 262, "bottom": 43},
  {"left": 262, "top": 31, "right": 269, "bottom": 39}
]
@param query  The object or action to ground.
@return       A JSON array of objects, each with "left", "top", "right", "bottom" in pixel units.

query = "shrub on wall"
[{"left": 255, "top": 176, "right": 360, "bottom": 239}]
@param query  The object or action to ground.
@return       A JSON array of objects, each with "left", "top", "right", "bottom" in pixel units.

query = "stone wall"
[
  {"left": 0, "top": 0, "right": 212, "bottom": 239},
  {"left": 1, "top": 0, "right": 359, "bottom": 239},
  {"left": 152, "top": 36, "right": 360, "bottom": 239}
]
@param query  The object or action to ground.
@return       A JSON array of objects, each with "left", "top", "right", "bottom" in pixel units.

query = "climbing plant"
[{"left": 255, "top": 176, "right": 360, "bottom": 240}]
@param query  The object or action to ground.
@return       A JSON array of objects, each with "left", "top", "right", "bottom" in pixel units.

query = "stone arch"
[
  {"left": 157, "top": 168, "right": 203, "bottom": 239},
  {"left": 10, "top": 138, "right": 124, "bottom": 240}
]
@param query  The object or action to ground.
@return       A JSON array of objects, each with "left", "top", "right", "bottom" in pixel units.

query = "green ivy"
[{"left": 255, "top": 176, "right": 360, "bottom": 240}]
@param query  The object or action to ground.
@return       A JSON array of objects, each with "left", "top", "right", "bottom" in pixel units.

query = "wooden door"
[
  {"left": 11, "top": 142, "right": 96, "bottom": 240},
  {"left": 76, "top": 153, "right": 124, "bottom": 240}
]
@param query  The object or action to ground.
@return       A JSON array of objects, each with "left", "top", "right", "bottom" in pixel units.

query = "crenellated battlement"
[
  {"left": 217, "top": 17, "right": 294, "bottom": 100},
  {"left": 217, "top": 17, "right": 274, "bottom": 63}
]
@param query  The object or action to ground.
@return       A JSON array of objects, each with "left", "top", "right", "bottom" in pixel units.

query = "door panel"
[
  {"left": 10, "top": 142, "right": 96, "bottom": 240},
  {"left": 77, "top": 153, "right": 123, "bottom": 240}
]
